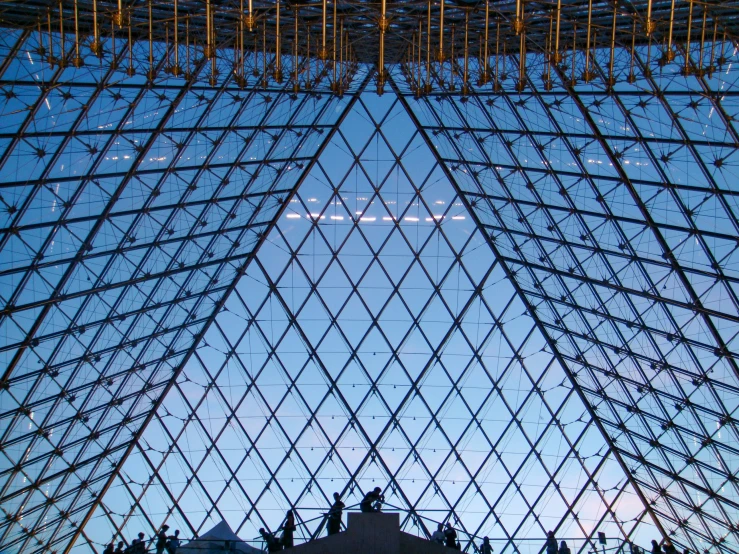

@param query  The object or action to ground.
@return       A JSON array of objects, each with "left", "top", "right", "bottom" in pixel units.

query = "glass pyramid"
[{"left": 0, "top": 19, "right": 737, "bottom": 554}]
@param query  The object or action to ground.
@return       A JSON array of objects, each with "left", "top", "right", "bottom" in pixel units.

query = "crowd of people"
[
  {"left": 106, "top": 490, "right": 694, "bottom": 554},
  {"left": 103, "top": 525, "right": 180, "bottom": 554}
]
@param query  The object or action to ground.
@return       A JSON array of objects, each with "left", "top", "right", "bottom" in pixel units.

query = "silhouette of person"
[
  {"left": 360, "top": 487, "right": 384, "bottom": 512},
  {"left": 431, "top": 523, "right": 445, "bottom": 544},
  {"left": 154, "top": 525, "right": 169, "bottom": 554},
  {"left": 327, "top": 492, "right": 345, "bottom": 536},
  {"left": 282, "top": 510, "right": 296, "bottom": 548},
  {"left": 444, "top": 522, "right": 457, "bottom": 548},
  {"left": 559, "top": 540, "right": 571, "bottom": 554},
  {"left": 480, "top": 536, "right": 494, "bottom": 554},
  {"left": 545, "top": 531, "right": 557, "bottom": 554}
]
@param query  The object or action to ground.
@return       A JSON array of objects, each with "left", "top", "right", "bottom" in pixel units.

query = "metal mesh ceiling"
[{"left": 0, "top": 15, "right": 738, "bottom": 554}]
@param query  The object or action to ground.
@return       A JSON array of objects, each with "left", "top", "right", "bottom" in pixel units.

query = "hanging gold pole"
[
  {"left": 339, "top": 16, "right": 344, "bottom": 95},
  {"left": 378, "top": 0, "right": 388, "bottom": 94},
  {"left": 607, "top": 1, "right": 617, "bottom": 88},
  {"left": 293, "top": 7, "right": 299, "bottom": 93},
  {"left": 628, "top": 17, "right": 636, "bottom": 83},
  {"left": 245, "top": 0, "right": 255, "bottom": 32},
  {"left": 173, "top": 0, "right": 182, "bottom": 76},
  {"left": 320, "top": 0, "right": 328, "bottom": 59},
  {"left": 570, "top": 24, "right": 577, "bottom": 86},
  {"left": 438, "top": 0, "right": 445, "bottom": 62},
  {"left": 185, "top": 15, "right": 192, "bottom": 80},
  {"left": 126, "top": 16, "right": 134, "bottom": 75},
  {"left": 73, "top": 0, "right": 83, "bottom": 67},
  {"left": 516, "top": 30, "right": 525, "bottom": 91},
  {"left": 697, "top": 6, "right": 707, "bottom": 77},
  {"left": 463, "top": 10, "right": 469, "bottom": 95},
  {"left": 262, "top": 19, "right": 267, "bottom": 87},
  {"left": 275, "top": 0, "right": 283, "bottom": 82},
  {"left": 147, "top": 0, "right": 155, "bottom": 79},
  {"left": 708, "top": 20, "right": 717, "bottom": 77},
  {"left": 59, "top": 0, "right": 67, "bottom": 69},
  {"left": 206, "top": 0, "right": 213, "bottom": 58},
  {"left": 114, "top": 0, "right": 124, "bottom": 27},
  {"left": 582, "top": 0, "right": 594, "bottom": 82},
  {"left": 46, "top": 9, "right": 54, "bottom": 67},
  {"left": 425, "top": 0, "right": 431, "bottom": 93},
  {"left": 646, "top": 0, "right": 655, "bottom": 35},
  {"left": 332, "top": 0, "right": 337, "bottom": 92},
  {"left": 494, "top": 19, "right": 500, "bottom": 91},
  {"left": 665, "top": 0, "right": 676, "bottom": 62},
  {"left": 514, "top": 0, "right": 524, "bottom": 35},
  {"left": 482, "top": 1, "right": 489, "bottom": 84},
  {"left": 554, "top": 0, "right": 562, "bottom": 63},
  {"left": 91, "top": 0, "right": 102, "bottom": 56},
  {"left": 683, "top": 0, "right": 694, "bottom": 75}
]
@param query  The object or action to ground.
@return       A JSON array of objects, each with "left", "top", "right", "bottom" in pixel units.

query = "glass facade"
[{"left": 0, "top": 20, "right": 737, "bottom": 554}]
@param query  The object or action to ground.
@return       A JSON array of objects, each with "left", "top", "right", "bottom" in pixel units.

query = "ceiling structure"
[{"left": 0, "top": 1, "right": 738, "bottom": 554}]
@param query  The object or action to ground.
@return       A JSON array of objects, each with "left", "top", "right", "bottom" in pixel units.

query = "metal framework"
[{"left": 0, "top": 2, "right": 737, "bottom": 554}]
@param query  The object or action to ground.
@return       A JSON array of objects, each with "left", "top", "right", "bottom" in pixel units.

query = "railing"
[{"left": 113, "top": 503, "right": 650, "bottom": 554}]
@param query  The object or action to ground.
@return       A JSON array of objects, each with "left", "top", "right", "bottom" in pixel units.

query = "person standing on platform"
[
  {"left": 154, "top": 525, "right": 169, "bottom": 554},
  {"left": 282, "top": 509, "right": 296, "bottom": 548},
  {"left": 444, "top": 522, "right": 457, "bottom": 549},
  {"left": 480, "top": 536, "right": 494, "bottom": 554},
  {"left": 558, "top": 540, "right": 571, "bottom": 554},
  {"left": 359, "top": 487, "right": 384, "bottom": 512},
  {"left": 431, "top": 523, "right": 445, "bottom": 544},
  {"left": 545, "top": 531, "right": 558, "bottom": 554},
  {"left": 651, "top": 540, "right": 662, "bottom": 554},
  {"left": 166, "top": 529, "right": 180, "bottom": 554},
  {"left": 327, "top": 492, "right": 345, "bottom": 536},
  {"left": 104, "top": 542, "right": 115, "bottom": 554},
  {"left": 114, "top": 541, "right": 125, "bottom": 554}
]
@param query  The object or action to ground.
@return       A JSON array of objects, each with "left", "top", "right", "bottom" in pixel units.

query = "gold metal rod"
[
  {"left": 275, "top": 0, "right": 282, "bottom": 82},
  {"left": 584, "top": 0, "right": 592, "bottom": 76},
  {"left": 629, "top": 17, "right": 636, "bottom": 82},
  {"left": 439, "top": 0, "right": 444, "bottom": 61},
  {"left": 698, "top": 6, "right": 706, "bottom": 74},
  {"left": 426, "top": 0, "right": 431, "bottom": 90},
  {"left": 495, "top": 19, "right": 500, "bottom": 85},
  {"left": 59, "top": 0, "right": 65, "bottom": 68},
  {"left": 418, "top": 22, "right": 422, "bottom": 89},
  {"left": 463, "top": 10, "right": 469, "bottom": 93},
  {"left": 206, "top": 0, "right": 212, "bottom": 57},
  {"left": 340, "top": 17, "right": 344, "bottom": 93},
  {"left": 451, "top": 24, "right": 455, "bottom": 83},
  {"left": 709, "top": 19, "right": 717, "bottom": 76},
  {"left": 262, "top": 19, "right": 267, "bottom": 85},
  {"left": 116, "top": 0, "right": 123, "bottom": 27},
  {"left": 174, "top": 0, "right": 179, "bottom": 73},
  {"left": 517, "top": 30, "right": 525, "bottom": 90},
  {"left": 73, "top": 0, "right": 82, "bottom": 67},
  {"left": 608, "top": 1, "right": 617, "bottom": 86},
  {"left": 47, "top": 8, "right": 53, "bottom": 66},
  {"left": 294, "top": 7, "right": 299, "bottom": 89},
  {"left": 571, "top": 24, "right": 576, "bottom": 85},
  {"left": 685, "top": 0, "right": 694, "bottom": 74},
  {"left": 186, "top": 15, "right": 190, "bottom": 78},
  {"left": 91, "top": 0, "right": 101, "bottom": 56},
  {"left": 515, "top": 0, "right": 522, "bottom": 34},
  {"left": 148, "top": 0, "right": 153, "bottom": 77},
  {"left": 321, "top": 0, "right": 327, "bottom": 59},
  {"left": 646, "top": 0, "right": 654, "bottom": 35},
  {"left": 128, "top": 18, "right": 133, "bottom": 75},
  {"left": 554, "top": 0, "right": 561, "bottom": 62},
  {"left": 666, "top": 0, "right": 676, "bottom": 62},
  {"left": 333, "top": 0, "right": 337, "bottom": 87},
  {"left": 483, "top": 1, "right": 489, "bottom": 82},
  {"left": 36, "top": 15, "right": 44, "bottom": 56}
]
